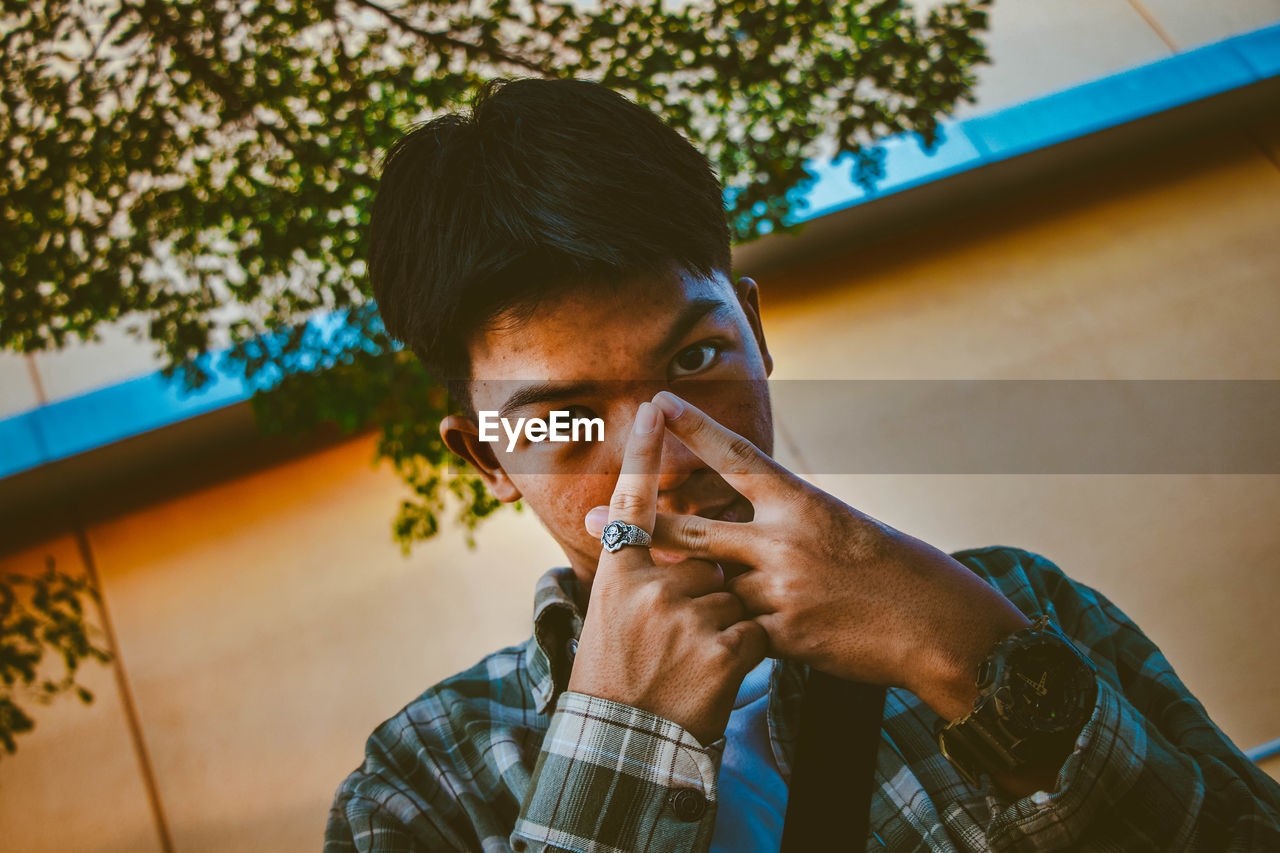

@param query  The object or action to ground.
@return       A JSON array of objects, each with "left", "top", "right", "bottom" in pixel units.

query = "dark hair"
[{"left": 368, "top": 78, "right": 731, "bottom": 382}]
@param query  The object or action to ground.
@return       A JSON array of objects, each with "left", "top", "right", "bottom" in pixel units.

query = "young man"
[{"left": 324, "top": 79, "right": 1280, "bottom": 852}]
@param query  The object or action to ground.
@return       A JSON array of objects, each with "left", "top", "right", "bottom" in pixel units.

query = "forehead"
[{"left": 466, "top": 267, "right": 737, "bottom": 384}]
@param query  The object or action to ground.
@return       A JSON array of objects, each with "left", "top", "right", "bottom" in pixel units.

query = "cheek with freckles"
[{"left": 514, "top": 473, "right": 617, "bottom": 556}]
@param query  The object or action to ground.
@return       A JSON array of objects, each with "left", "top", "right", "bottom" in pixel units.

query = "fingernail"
[
  {"left": 652, "top": 391, "right": 684, "bottom": 420},
  {"left": 584, "top": 506, "right": 609, "bottom": 534},
  {"left": 634, "top": 401, "right": 659, "bottom": 434}
]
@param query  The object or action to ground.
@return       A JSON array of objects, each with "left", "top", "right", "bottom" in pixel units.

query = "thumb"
[{"left": 585, "top": 505, "right": 610, "bottom": 537}]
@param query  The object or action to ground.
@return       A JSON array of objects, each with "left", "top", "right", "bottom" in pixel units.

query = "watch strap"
[{"left": 938, "top": 704, "right": 1021, "bottom": 787}]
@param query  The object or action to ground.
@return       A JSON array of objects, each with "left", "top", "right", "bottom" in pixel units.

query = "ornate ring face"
[{"left": 601, "top": 520, "right": 651, "bottom": 552}]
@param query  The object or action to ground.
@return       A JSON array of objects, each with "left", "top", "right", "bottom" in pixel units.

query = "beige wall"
[
  {"left": 2, "top": 110, "right": 1278, "bottom": 851},
  {"left": 0, "top": 535, "right": 164, "bottom": 853}
]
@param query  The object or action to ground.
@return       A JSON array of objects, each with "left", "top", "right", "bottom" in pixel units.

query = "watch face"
[{"left": 1000, "top": 641, "right": 1097, "bottom": 734}]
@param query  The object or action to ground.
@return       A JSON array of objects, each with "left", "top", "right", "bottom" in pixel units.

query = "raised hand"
[
  {"left": 567, "top": 401, "right": 769, "bottom": 745},
  {"left": 587, "top": 391, "right": 1030, "bottom": 722}
]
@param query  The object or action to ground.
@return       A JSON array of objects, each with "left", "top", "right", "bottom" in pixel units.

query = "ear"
[
  {"left": 734, "top": 276, "right": 773, "bottom": 377},
  {"left": 440, "top": 414, "right": 522, "bottom": 503}
]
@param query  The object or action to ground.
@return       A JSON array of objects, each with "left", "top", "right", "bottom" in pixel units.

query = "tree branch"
[
  {"left": 132, "top": 0, "right": 250, "bottom": 117},
  {"left": 348, "top": 0, "right": 555, "bottom": 77}
]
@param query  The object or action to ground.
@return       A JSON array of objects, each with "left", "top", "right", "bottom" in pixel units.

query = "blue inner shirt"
[{"left": 710, "top": 658, "right": 789, "bottom": 852}]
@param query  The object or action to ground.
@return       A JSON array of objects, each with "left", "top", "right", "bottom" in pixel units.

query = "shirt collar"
[{"left": 525, "top": 566, "right": 585, "bottom": 714}]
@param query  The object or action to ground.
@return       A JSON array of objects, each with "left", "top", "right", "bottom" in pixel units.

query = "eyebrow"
[
  {"left": 650, "top": 296, "right": 729, "bottom": 363},
  {"left": 494, "top": 296, "right": 730, "bottom": 419},
  {"left": 498, "top": 380, "right": 604, "bottom": 420}
]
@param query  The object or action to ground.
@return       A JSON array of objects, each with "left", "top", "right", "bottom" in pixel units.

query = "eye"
[
  {"left": 670, "top": 343, "right": 722, "bottom": 378},
  {"left": 563, "top": 404, "right": 597, "bottom": 422},
  {"left": 557, "top": 405, "right": 601, "bottom": 444}
]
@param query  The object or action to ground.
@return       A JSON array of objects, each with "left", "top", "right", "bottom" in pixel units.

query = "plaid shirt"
[{"left": 325, "top": 545, "right": 1280, "bottom": 851}]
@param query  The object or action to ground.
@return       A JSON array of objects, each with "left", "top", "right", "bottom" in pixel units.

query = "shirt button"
[{"left": 668, "top": 788, "right": 707, "bottom": 822}]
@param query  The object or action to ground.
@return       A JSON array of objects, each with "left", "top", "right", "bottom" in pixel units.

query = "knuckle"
[
  {"left": 763, "top": 531, "right": 792, "bottom": 560},
  {"left": 774, "top": 609, "right": 810, "bottom": 652},
  {"left": 726, "top": 435, "right": 757, "bottom": 461},
  {"left": 640, "top": 578, "right": 675, "bottom": 608},
  {"left": 726, "top": 574, "right": 757, "bottom": 607},
  {"left": 715, "top": 621, "right": 764, "bottom": 661},
  {"left": 772, "top": 608, "right": 797, "bottom": 638},
  {"left": 742, "top": 620, "right": 768, "bottom": 649},
  {"left": 783, "top": 621, "right": 816, "bottom": 659},
  {"left": 745, "top": 625, "right": 770, "bottom": 661},
  {"left": 689, "top": 597, "right": 716, "bottom": 627},
  {"left": 723, "top": 436, "right": 760, "bottom": 475},
  {"left": 780, "top": 486, "right": 814, "bottom": 517},
  {"left": 610, "top": 489, "right": 648, "bottom": 515},
  {"left": 676, "top": 516, "right": 708, "bottom": 549},
  {"left": 683, "top": 411, "right": 711, "bottom": 439},
  {"left": 713, "top": 628, "right": 743, "bottom": 662},
  {"left": 718, "top": 592, "right": 745, "bottom": 620}
]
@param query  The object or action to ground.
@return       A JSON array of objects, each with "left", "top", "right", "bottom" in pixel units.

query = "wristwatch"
[{"left": 937, "top": 614, "right": 1098, "bottom": 788}]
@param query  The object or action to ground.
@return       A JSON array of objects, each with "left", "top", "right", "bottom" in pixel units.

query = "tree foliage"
[
  {"left": 1, "top": 0, "right": 992, "bottom": 548},
  {"left": 0, "top": 559, "right": 113, "bottom": 757}
]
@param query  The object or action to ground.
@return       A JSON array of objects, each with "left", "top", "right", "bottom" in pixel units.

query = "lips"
[{"left": 713, "top": 502, "right": 742, "bottom": 524}]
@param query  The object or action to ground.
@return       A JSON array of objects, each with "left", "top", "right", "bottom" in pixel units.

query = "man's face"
[{"left": 443, "top": 266, "right": 774, "bottom": 584}]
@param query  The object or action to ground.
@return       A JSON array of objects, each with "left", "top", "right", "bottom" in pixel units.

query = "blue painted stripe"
[
  {"left": 786, "top": 121, "right": 984, "bottom": 223},
  {"left": 3, "top": 21, "right": 1278, "bottom": 480},
  {"left": 0, "top": 411, "right": 49, "bottom": 480},
  {"left": 960, "top": 38, "right": 1257, "bottom": 160},
  {"left": 0, "top": 368, "right": 252, "bottom": 479},
  {"left": 1232, "top": 22, "right": 1280, "bottom": 77},
  {"left": 1246, "top": 737, "right": 1280, "bottom": 763},
  {"left": 788, "top": 21, "right": 1280, "bottom": 224}
]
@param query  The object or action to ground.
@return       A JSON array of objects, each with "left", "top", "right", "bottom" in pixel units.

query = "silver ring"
[{"left": 600, "top": 520, "right": 652, "bottom": 552}]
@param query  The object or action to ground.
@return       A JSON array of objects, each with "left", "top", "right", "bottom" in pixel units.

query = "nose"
[{"left": 656, "top": 427, "right": 704, "bottom": 494}]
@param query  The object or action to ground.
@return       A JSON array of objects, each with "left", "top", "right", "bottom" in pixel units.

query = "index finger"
[
  {"left": 650, "top": 391, "right": 785, "bottom": 499},
  {"left": 602, "top": 401, "right": 665, "bottom": 566}
]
